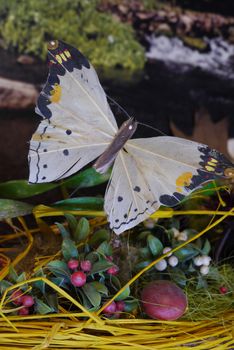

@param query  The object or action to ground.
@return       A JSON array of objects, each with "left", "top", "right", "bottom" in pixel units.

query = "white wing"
[
  {"left": 105, "top": 136, "right": 233, "bottom": 234},
  {"left": 29, "top": 40, "right": 117, "bottom": 183}
]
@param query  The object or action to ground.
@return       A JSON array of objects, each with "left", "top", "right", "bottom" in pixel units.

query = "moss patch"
[{"left": 0, "top": 0, "right": 145, "bottom": 71}]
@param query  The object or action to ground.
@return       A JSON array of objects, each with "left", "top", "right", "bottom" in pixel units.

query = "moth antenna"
[
  {"left": 106, "top": 95, "right": 132, "bottom": 120},
  {"left": 137, "top": 121, "right": 168, "bottom": 136}
]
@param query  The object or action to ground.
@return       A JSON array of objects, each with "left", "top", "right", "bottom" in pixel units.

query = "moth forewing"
[{"left": 93, "top": 118, "right": 138, "bottom": 174}]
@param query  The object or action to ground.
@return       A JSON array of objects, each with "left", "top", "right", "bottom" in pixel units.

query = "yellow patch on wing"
[
  {"left": 176, "top": 172, "right": 193, "bottom": 192},
  {"left": 50, "top": 84, "right": 62, "bottom": 103},
  {"left": 205, "top": 165, "right": 215, "bottom": 172}
]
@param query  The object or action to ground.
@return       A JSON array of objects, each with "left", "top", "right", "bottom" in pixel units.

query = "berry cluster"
[
  {"left": 68, "top": 256, "right": 119, "bottom": 288},
  {"left": 11, "top": 290, "right": 34, "bottom": 315}
]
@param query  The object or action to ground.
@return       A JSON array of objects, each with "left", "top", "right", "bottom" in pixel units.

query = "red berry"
[
  {"left": 103, "top": 301, "right": 116, "bottom": 314},
  {"left": 116, "top": 301, "right": 125, "bottom": 312},
  {"left": 18, "top": 307, "right": 29, "bottom": 316},
  {"left": 68, "top": 259, "right": 79, "bottom": 270},
  {"left": 219, "top": 286, "right": 228, "bottom": 294},
  {"left": 21, "top": 295, "right": 34, "bottom": 307},
  {"left": 107, "top": 266, "right": 119, "bottom": 275},
  {"left": 71, "top": 271, "right": 86, "bottom": 287},
  {"left": 11, "top": 290, "right": 23, "bottom": 305},
  {"left": 80, "top": 260, "right": 92, "bottom": 272}
]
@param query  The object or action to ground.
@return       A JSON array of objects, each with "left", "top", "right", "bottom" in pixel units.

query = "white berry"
[
  {"left": 168, "top": 256, "right": 179, "bottom": 267},
  {"left": 193, "top": 256, "right": 203, "bottom": 266},
  {"left": 163, "top": 247, "right": 172, "bottom": 257},
  {"left": 200, "top": 265, "right": 209, "bottom": 275},
  {"left": 171, "top": 227, "right": 180, "bottom": 238},
  {"left": 177, "top": 231, "right": 188, "bottom": 241},
  {"left": 201, "top": 255, "right": 212, "bottom": 266},
  {"left": 154, "top": 259, "right": 167, "bottom": 271}
]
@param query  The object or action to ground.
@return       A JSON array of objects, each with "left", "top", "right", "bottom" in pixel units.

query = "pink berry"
[
  {"left": 71, "top": 271, "right": 86, "bottom": 287},
  {"left": 21, "top": 295, "right": 34, "bottom": 307},
  {"left": 219, "top": 286, "right": 228, "bottom": 294},
  {"left": 80, "top": 260, "right": 92, "bottom": 272},
  {"left": 103, "top": 301, "right": 116, "bottom": 314},
  {"left": 11, "top": 290, "right": 23, "bottom": 305},
  {"left": 68, "top": 259, "right": 79, "bottom": 270},
  {"left": 18, "top": 307, "right": 29, "bottom": 316},
  {"left": 107, "top": 266, "right": 119, "bottom": 275},
  {"left": 116, "top": 301, "right": 125, "bottom": 312}
]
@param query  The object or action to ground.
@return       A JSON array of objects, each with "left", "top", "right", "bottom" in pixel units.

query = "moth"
[{"left": 28, "top": 40, "right": 234, "bottom": 234}]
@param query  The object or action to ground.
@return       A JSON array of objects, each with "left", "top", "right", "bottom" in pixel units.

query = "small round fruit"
[
  {"left": 18, "top": 307, "right": 29, "bottom": 316},
  {"left": 103, "top": 301, "right": 116, "bottom": 314},
  {"left": 71, "top": 271, "right": 86, "bottom": 287},
  {"left": 11, "top": 290, "right": 23, "bottom": 305},
  {"left": 107, "top": 266, "right": 119, "bottom": 275},
  {"left": 116, "top": 301, "right": 125, "bottom": 312},
  {"left": 154, "top": 259, "right": 167, "bottom": 271},
  {"left": 80, "top": 260, "right": 92, "bottom": 272},
  {"left": 21, "top": 295, "right": 34, "bottom": 307},
  {"left": 219, "top": 286, "right": 228, "bottom": 294},
  {"left": 67, "top": 259, "right": 79, "bottom": 270},
  {"left": 141, "top": 280, "right": 187, "bottom": 320}
]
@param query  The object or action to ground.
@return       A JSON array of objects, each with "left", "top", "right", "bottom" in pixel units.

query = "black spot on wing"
[{"left": 159, "top": 192, "right": 185, "bottom": 207}]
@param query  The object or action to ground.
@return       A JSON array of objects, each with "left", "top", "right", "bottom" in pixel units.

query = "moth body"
[{"left": 93, "top": 118, "right": 137, "bottom": 174}]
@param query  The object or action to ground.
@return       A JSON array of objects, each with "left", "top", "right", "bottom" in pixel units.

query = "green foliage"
[{"left": 0, "top": 0, "right": 145, "bottom": 70}]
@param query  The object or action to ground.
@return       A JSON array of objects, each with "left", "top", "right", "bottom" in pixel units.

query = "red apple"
[{"left": 141, "top": 280, "right": 187, "bottom": 320}]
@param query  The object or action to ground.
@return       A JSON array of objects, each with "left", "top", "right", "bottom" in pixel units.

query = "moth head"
[{"left": 48, "top": 40, "right": 59, "bottom": 51}]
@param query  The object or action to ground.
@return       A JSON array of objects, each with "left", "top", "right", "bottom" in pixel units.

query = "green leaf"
[
  {"left": 147, "top": 234, "right": 163, "bottom": 256},
  {"left": 115, "top": 286, "right": 130, "bottom": 301},
  {"left": 16, "top": 272, "right": 26, "bottom": 283},
  {"left": 47, "top": 260, "right": 71, "bottom": 281},
  {"left": 174, "top": 246, "right": 197, "bottom": 262},
  {"left": 33, "top": 270, "right": 46, "bottom": 295},
  {"left": 8, "top": 266, "right": 18, "bottom": 283},
  {"left": 74, "top": 217, "right": 90, "bottom": 243},
  {"left": 89, "top": 229, "right": 110, "bottom": 247},
  {"left": 0, "top": 180, "right": 57, "bottom": 199},
  {"left": 0, "top": 280, "right": 12, "bottom": 294},
  {"left": 90, "top": 281, "right": 108, "bottom": 296},
  {"left": 50, "top": 277, "right": 69, "bottom": 290},
  {"left": 124, "top": 300, "right": 138, "bottom": 312},
  {"left": 138, "top": 231, "right": 151, "bottom": 240},
  {"left": 54, "top": 197, "right": 104, "bottom": 211},
  {"left": 202, "top": 239, "right": 211, "bottom": 255},
  {"left": 35, "top": 298, "right": 54, "bottom": 314},
  {"left": 85, "top": 251, "right": 98, "bottom": 264},
  {"left": 55, "top": 222, "right": 70, "bottom": 239},
  {"left": 96, "top": 241, "right": 112, "bottom": 256},
  {"left": 46, "top": 293, "right": 58, "bottom": 312},
  {"left": 64, "top": 167, "right": 111, "bottom": 189},
  {"left": 0, "top": 199, "right": 33, "bottom": 219},
  {"left": 90, "top": 260, "right": 113, "bottom": 275},
  {"left": 135, "top": 260, "right": 152, "bottom": 270},
  {"left": 62, "top": 238, "right": 78, "bottom": 261},
  {"left": 0, "top": 167, "right": 110, "bottom": 200},
  {"left": 82, "top": 283, "right": 101, "bottom": 308},
  {"left": 139, "top": 247, "right": 151, "bottom": 259},
  {"left": 65, "top": 214, "right": 78, "bottom": 235}
]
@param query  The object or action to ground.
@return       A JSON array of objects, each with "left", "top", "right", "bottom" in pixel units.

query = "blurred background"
[{"left": 0, "top": 0, "right": 234, "bottom": 182}]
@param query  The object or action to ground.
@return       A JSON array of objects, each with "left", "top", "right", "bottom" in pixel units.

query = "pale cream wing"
[
  {"left": 105, "top": 136, "right": 233, "bottom": 234},
  {"left": 29, "top": 40, "right": 117, "bottom": 183}
]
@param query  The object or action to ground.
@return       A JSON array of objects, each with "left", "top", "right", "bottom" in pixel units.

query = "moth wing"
[
  {"left": 105, "top": 136, "right": 232, "bottom": 234},
  {"left": 29, "top": 41, "right": 117, "bottom": 183}
]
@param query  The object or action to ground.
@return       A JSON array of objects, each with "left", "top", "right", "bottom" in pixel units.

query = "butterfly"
[{"left": 28, "top": 40, "right": 234, "bottom": 234}]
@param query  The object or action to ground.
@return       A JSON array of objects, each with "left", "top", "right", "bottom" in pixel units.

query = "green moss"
[{"left": 0, "top": 0, "right": 145, "bottom": 71}]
